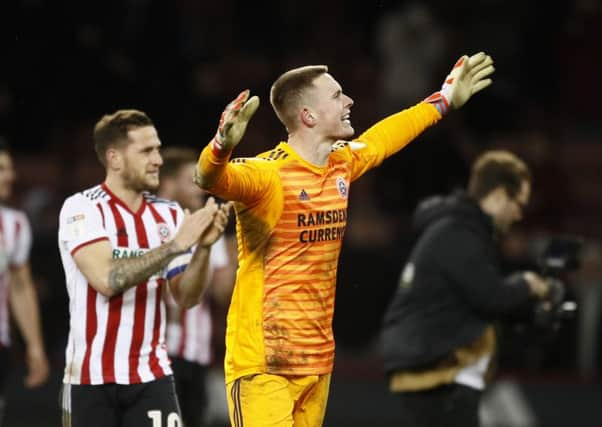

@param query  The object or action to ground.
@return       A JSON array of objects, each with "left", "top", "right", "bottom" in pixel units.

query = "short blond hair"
[{"left": 269, "top": 65, "right": 328, "bottom": 131}]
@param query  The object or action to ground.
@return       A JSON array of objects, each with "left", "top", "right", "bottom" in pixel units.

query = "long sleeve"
[
  {"left": 346, "top": 102, "right": 442, "bottom": 182},
  {"left": 196, "top": 144, "right": 278, "bottom": 206},
  {"left": 438, "top": 226, "right": 532, "bottom": 316}
]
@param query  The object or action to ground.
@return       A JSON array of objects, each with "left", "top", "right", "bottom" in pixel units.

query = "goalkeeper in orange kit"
[{"left": 195, "top": 53, "right": 495, "bottom": 426}]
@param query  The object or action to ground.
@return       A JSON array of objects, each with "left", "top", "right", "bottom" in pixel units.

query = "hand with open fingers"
[
  {"left": 200, "top": 200, "right": 233, "bottom": 248},
  {"left": 424, "top": 52, "right": 494, "bottom": 114},
  {"left": 173, "top": 199, "right": 218, "bottom": 252},
  {"left": 212, "top": 89, "right": 260, "bottom": 155}
]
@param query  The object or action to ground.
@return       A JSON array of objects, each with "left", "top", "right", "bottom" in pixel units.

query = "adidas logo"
[{"left": 299, "top": 189, "right": 310, "bottom": 201}]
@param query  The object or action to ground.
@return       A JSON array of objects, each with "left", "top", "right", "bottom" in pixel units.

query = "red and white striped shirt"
[
  {"left": 166, "top": 236, "right": 229, "bottom": 365},
  {"left": 0, "top": 206, "right": 31, "bottom": 348},
  {"left": 59, "top": 184, "right": 189, "bottom": 385}
]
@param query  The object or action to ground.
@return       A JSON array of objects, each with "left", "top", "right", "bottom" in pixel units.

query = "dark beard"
[{"left": 122, "top": 168, "right": 158, "bottom": 193}]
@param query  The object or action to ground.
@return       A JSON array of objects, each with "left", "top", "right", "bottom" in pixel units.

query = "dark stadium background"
[{"left": 5, "top": 0, "right": 602, "bottom": 425}]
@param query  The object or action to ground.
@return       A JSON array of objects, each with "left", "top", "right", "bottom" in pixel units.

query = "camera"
[{"left": 532, "top": 236, "right": 582, "bottom": 330}]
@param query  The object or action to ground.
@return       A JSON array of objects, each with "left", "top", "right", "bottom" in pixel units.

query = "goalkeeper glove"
[
  {"left": 211, "top": 89, "right": 260, "bottom": 156},
  {"left": 424, "top": 52, "right": 494, "bottom": 115}
]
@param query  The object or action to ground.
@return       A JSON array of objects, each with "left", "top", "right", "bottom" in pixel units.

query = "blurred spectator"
[
  {"left": 0, "top": 138, "right": 50, "bottom": 425},
  {"left": 375, "top": 2, "right": 448, "bottom": 113}
]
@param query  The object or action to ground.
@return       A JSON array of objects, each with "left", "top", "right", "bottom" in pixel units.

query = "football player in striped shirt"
[
  {"left": 0, "top": 139, "right": 49, "bottom": 425},
  {"left": 194, "top": 53, "right": 495, "bottom": 426},
  {"left": 58, "top": 110, "right": 231, "bottom": 427},
  {"left": 159, "top": 147, "right": 235, "bottom": 427}
]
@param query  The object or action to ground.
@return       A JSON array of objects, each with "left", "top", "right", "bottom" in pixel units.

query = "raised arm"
[
  {"left": 348, "top": 52, "right": 495, "bottom": 181},
  {"left": 194, "top": 90, "right": 277, "bottom": 205},
  {"left": 423, "top": 51, "right": 494, "bottom": 114},
  {"left": 194, "top": 90, "right": 259, "bottom": 188}
]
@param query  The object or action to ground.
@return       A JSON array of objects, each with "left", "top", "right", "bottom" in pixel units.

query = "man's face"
[
  {"left": 492, "top": 180, "right": 530, "bottom": 233},
  {"left": 120, "top": 126, "right": 163, "bottom": 192},
  {"left": 0, "top": 152, "right": 15, "bottom": 202},
  {"left": 305, "top": 73, "right": 354, "bottom": 140},
  {"left": 172, "top": 162, "right": 206, "bottom": 211}
]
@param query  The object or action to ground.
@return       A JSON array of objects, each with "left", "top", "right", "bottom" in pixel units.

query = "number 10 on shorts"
[{"left": 147, "top": 410, "right": 181, "bottom": 427}]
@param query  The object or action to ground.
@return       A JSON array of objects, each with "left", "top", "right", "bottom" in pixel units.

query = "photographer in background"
[{"left": 381, "top": 150, "right": 551, "bottom": 427}]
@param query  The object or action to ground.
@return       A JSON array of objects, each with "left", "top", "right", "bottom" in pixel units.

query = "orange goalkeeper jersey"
[{"left": 197, "top": 102, "right": 441, "bottom": 383}]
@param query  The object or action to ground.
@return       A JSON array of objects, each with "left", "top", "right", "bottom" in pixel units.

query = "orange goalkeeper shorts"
[{"left": 226, "top": 373, "right": 331, "bottom": 427}]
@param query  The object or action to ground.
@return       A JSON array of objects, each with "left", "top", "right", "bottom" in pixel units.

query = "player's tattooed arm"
[
  {"left": 107, "top": 202, "right": 218, "bottom": 296},
  {"left": 108, "top": 241, "right": 182, "bottom": 294}
]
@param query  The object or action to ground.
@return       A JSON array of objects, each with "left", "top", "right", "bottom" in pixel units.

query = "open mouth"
[{"left": 341, "top": 113, "right": 351, "bottom": 125}]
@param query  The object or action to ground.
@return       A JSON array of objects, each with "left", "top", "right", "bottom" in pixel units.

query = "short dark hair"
[
  {"left": 160, "top": 147, "right": 197, "bottom": 179},
  {"left": 269, "top": 65, "right": 328, "bottom": 131},
  {"left": 93, "top": 109, "right": 154, "bottom": 166},
  {"left": 468, "top": 150, "right": 531, "bottom": 201}
]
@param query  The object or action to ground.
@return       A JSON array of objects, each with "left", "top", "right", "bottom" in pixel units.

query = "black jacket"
[{"left": 381, "top": 190, "right": 532, "bottom": 374}]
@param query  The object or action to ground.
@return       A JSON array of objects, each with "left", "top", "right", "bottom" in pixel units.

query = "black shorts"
[
  {"left": 61, "top": 375, "right": 181, "bottom": 427},
  {"left": 170, "top": 357, "right": 208, "bottom": 427}
]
